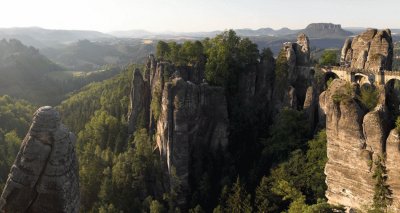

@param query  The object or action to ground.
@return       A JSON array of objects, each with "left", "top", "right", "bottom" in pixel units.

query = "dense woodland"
[{"left": 1, "top": 30, "right": 396, "bottom": 213}]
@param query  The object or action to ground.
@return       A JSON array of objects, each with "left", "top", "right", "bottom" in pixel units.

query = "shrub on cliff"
[
  {"left": 319, "top": 50, "right": 338, "bottom": 66},
  {"left": 359, "top": 86, "right": 379, "bottom": 111}
]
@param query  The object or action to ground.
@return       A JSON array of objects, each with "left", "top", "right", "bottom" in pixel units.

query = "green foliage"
[
  {"left": 204, "top": 30, "right": 259, "bottom": 87},
  {"left": 189, "top": 205, "right": 205, "bottom": 213},
  {"left": 59, "top": 66, "right": 132, "bottom": 134},
  {"left": 370, "top": 155, "right": 392, "bottom": 212},
  {"left": 151, "top": 83, "right": 162, "bottom": 121},
  {"left": 305, "top": 130, "right": 329, "bottom": 199},
  {"left": 0, "top": 95, "right": 35, "bottom": 192},
  {"left": 326, "top": 77, "right": 334, "bottom": 88},
  {"left": 396, "top": 116, "right": 400, "bottom": 133},
  {"left": 275, "top": 49, "right": 289, "bottom": 92},
  {"left": 154, "top": 40, "right": 204, "bottom": 65},
  {"left": 216, "top": 178, "right": 252, "bottom": 213},
  {"left": 319, "top": 50, "right": 338, "bottom": 66},
  {"left": 256, "top": 130, "right": 330, "bottom": 212},
  {"left": 156, "top": 41, "right": 170, "bottom": 60},
  {"left": 272, "top": 180, "right": 344, "bottom": 213},
  {"left": 255, "top": 177, "right": 276, "bottom": 213},
  {"left": 181, "top": 41, "right": 204, "bottom": 65},
  {"left": 359, "top": 86, "right": 379, "bottom": 111},
  {"left": 0, "top": 95, "right": 36, "bottom": 136},
  {"left": 150, "top": 200, "right": 166, "bottom": 213},
  {"left": 260, "top": 108, "right": 309, "bottom": 163},
  {"left": 332, "top": 82, "right": 354, "bottom": 104}
]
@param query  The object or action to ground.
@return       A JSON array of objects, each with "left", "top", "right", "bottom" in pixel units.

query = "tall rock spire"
[{"left": 0, "top": 106, "right": 80, "bottom": 213}]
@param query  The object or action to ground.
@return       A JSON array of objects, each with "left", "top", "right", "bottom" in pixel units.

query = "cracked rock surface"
[{"left": 0, "top": 106, "right": 79, "bottom": 213}]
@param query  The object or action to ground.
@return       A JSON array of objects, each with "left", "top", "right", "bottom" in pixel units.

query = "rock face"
[
  {"left": 322, "top": 79, "right": 400, "bottom": 211},
  {"left": 340, "top": 29, "right": 393, "bottom": 70},
  {"left": 128, "top": 56, "right": 230, "bottom": 208},
  {"left": 322, "top": 79, "right": 374, "bottom": 210},
  {"left": 274, "top": 34, "right": 316, "bottom": 116},
  {"left": 128, "top": 68, "right": 150, "bottom": 134},
  {"left": 295, "top": 33, "right": 310, "bottom": 66},
  {"left": 156, "top": 78, "right": 228, "bottom": 206},
  {"left": 386, "top": 129, "right": 400, "bottom": 210},
  {"left": 0, "top": 106, "right": 79, "bottom": 213}
]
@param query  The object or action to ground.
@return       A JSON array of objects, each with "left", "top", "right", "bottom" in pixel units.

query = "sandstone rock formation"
[
  {"left": 274, "top": 33, "right": 316, "bottom": 115},
  {"left": 128, "top": 56, "right": 230, "bottom": 208},
  {"left": 128, "top": 68, "right": 150, "bottom": 134},
  {"left": 295, "top": 33, "right": 310, "bottom": 66},
  {"left": 0, "top": 106, "right": 79, "bottom": 213},
  {"left": 156, "top": 78, "right": 228, "bottom": 206},
  {"left": 322, "top": 79, "right": 400, "bottom": 211},
  {"left": 321, "top": 79, "right": 374, "bottom": 210},
  {"left": 386, "top": 129, "right": 400, "bottom": 210},
  {"left": 340, "top": 29, "right": 393, "bottom": 71}
]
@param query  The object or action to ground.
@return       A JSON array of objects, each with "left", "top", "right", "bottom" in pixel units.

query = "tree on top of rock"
[{"left": 204, "top": 29, "right": 259, "bottom": 88}]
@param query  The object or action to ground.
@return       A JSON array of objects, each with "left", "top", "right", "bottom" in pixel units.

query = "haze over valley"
[{"left": 1, "top": 0, "right": 400, "bottom": 212}]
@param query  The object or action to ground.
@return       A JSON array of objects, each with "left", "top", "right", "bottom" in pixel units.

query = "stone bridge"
[{"left": 321, "top": 66, "right": 400, "bottom": 86}]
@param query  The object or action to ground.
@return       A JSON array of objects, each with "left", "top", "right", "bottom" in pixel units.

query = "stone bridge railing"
[{"left": 321, "top": 66, "right": 400, "bottom": 85}]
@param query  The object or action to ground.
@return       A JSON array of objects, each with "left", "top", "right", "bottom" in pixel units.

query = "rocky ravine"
[
  {"left": 127, "top": 33, "right": 320, "bottom": 208},
  {"left": 128, "top": 57, "right": 230, "bottom": 208},
  {"left": 324, "top": 28, "right": 400, "bottom": 211},
  {"left": 0, "top": 106, "right": 80, "bottom": 213}
]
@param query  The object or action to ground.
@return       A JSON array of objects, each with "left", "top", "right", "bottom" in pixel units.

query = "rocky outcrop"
[
  {"left": 127, "top": 56, "right": 230, "bottom": 208},
  {"left": 295, "top": 33, "right": 310, "bottom": 66},
  {"left": 340, "top": 29, "right": 393, "bottom": 71},
  {"left": 0, "top": 106, "right": 79, "bottom": 213},
  {"left": 274, "top": 34, "right": 315, "bottom": 113},
  {"left": 156, "top": 78, "right": 228, "bottom": 206},
  {"left": 322, "top": 79, "right": 400, "bottom": 211},
  {"left": 128, "top": 69, "right": 150, "bottom": 134},
  {"left": 322, "top": 79, "right": 374, "bottom": 210},
  {"left": 386, "top": 129, "right": 400, "bottom": 211}
]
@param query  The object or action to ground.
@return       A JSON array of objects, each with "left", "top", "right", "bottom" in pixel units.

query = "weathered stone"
[
  {"left": 295, "top": 33, "right": 310, "bottom": 66},
  {"left": 273, "top": 34, "right": 314, "bottom": 114},
  {"left": 386, "top": 129, "right": 400, "bottom": 211},
  {"left": 322, "top": 79, "right": 374, "bottom": 210},
  {"left": 0, "top": 106, "right": 79, "bottom": 213},
  {"left": 341, "top": 29, "right": 393, "bottom": 71},
  {"left": 155, "top": 77, "right": 228, "bottom": 207},
  {"left": 340, "top": 38, "right": 353, "bottom": 66},
  {"left": 128, "top": 69, "right": 150, "bottom": 134},
  {"left": 304, "top": 85, "right": 318, "bottom": 130},
  {"left": 322, "top": 79, "right": 400, "bottom": 211},
  {"left": 362, "top": 105, "right": 391, "bottom": 160}
]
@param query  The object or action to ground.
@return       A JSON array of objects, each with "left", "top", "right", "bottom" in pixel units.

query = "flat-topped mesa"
[
  {"left": 0, "top": 106, "right": 80, "bottom": 213},
  {"left": 341, "top": 28, "right": 393, "bottom": 71}
]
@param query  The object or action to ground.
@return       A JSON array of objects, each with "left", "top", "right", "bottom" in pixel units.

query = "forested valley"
[{"left": 0, "top": 28, "right": 357, "bottom": 213}]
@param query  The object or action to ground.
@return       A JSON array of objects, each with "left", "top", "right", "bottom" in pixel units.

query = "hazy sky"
[{"left": 1, "top": 0, "right": 399, "bottom": 32}]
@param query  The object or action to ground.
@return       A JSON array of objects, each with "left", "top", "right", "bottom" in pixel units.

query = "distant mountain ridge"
[
  {"left": 300, "top": 23, "right": 353, "bottom": 38},
  {"left": 0, "top": 27, "right": 113, "bottom": 49},
  {"left": 110, "top": 23, "right": 355, "bottom": 39}
]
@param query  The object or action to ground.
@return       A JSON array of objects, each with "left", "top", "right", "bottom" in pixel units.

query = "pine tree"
[
  {"left": 370, "top": 155, "right": 392, "bottom": 212},
  {"left": 255, "top": 177, "right": 270, "bottom": 212},
  {"left": 225, "top": 177, "right": 253, "bottom": 213}
]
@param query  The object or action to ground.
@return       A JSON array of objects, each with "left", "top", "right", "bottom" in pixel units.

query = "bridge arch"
[
  {"left": 384, "top": 76, "right": 400, "bottom": 85},
  {"left": 324, "top": 71, "right": 339, "bottom": 87},
  {"left": 354, "top": 73, "right": 372, "bottom": 88}
]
